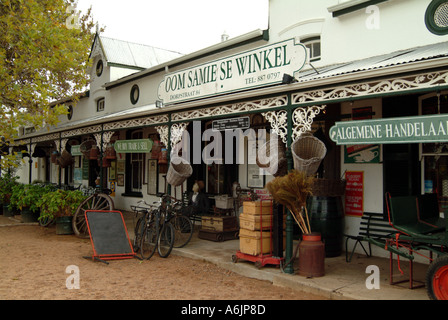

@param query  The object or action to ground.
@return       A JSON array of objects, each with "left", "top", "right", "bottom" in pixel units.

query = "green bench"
[{"left": 345, "top": 212, "right": 397, "bottom": 262}]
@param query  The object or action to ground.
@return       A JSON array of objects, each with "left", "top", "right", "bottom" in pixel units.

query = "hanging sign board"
[
  {"left": 212, "top": 116, "right": 250, "bottom": 131},
  {"left": 330, "top": 114, "right": 448, "bottom": 145},
  {"left": 114, "top": 139, "right": 153, "bottom": 153},
  {"left": 71, "top": 145, "right": 82, "bottom": 156},
  {"left": 158, "top": 38, "right": 308, "bottom": 105},
  {"left": 345, "top": 171, "right": 364, "bottom": 217}
]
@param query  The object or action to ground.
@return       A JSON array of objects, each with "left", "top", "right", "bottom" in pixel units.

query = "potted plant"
[
  {"left": 38, "top": 189, "right": 86, "bottom": 234},
  {"left": 10, "top": 183, "right": 54, "bottom": 223},
  {"left": 0, "top": 172, "right": 19, "bottom": 217}
]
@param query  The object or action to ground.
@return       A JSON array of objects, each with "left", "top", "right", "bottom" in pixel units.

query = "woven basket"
[
  {"left": 166, "top": 157, "right": 193, "bottom": 187},
  {"left": 291, "top": 135, "right": 327, "bottom": 176},
  {"left": 256, "top": 138, "right": 287, "bottom": 177},
  {"left": 57, "top": 149, "right": 73, "bottom": 168},
  {"left": 312, "top": 179, "right": 346, "bottom": 197}
]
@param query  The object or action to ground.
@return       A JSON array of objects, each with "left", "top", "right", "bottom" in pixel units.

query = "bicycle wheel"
[
  {"left": 140, "top": 222, "right": 157, "bottom": 260},
  {"left": 157, "top": 222, "right": 175, "bottom": 258},
  {"left": 133, "top": 216, "right": 145, "bottom": 253},
  {"left": 72, "top": 193, "right": 114, "bottom": 238},
  {"left": 172, "top": 215, "right": 193, "bottom": 248}
]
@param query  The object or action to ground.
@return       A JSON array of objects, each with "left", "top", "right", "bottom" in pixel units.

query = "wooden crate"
[
  {"left": 201, "top": 216, "right": 238, "bottom": 232},
  {"left": 239, "top": 213, "right": 273, "bottom": 231},
  {"left": 242, "top": 200, "right": 273, "bottom": 215},
  {"left": 239, "top": 229, "right": 286, "bottom": 256},
  {"left": 239, "top": 229, "right": 272, "bottom": 255},
  {"left": 239, "top": 213, "right": 286, "bottom": 231}
]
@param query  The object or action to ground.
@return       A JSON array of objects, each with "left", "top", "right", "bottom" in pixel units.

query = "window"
[
  {"left": 420, "top": 92, "right": 448, "bottom": 198},
  {"left": 130, "top": 84, "right": 140, "bottom": 105},
  {"left": 67, "top": 105, "right": 73, "bottom": 120},
  {"left": 97, "top": 98, "right": 105, "bottom": 112},
  {"left": 302, "top": 36, "right": 321, "bottom": 62},
  {"left": 96, "top": 59, "right": 104, "bottom": 77},
  {"left": 426, "top": 0, "right": 448, "bottom": 35}
]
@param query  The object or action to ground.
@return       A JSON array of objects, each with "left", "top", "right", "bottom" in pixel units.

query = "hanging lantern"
[{"left": 90, "top": 145, "right": 99, "bottom": 160}]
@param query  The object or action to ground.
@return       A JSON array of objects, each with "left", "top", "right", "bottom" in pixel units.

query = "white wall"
[{"left": 269, "top": 0, "right": 446, "bottom": 68}]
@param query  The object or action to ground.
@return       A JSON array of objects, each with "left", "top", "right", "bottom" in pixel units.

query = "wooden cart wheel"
[
  {"left": 72, "top": 193, "right": 114, "bottom": 238},
  {"left": 426, "top": 255, "right": 448, "bottom": 300}
]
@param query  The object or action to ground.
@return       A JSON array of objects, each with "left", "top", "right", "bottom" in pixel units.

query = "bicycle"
[
  {"left": 139, "top": 195, "right": 175, "bottom": 259},
  {"left": 164, "top": 195, "right": 194, "bottom": 248},
  {"left": 130, "top": 200, "right": 156, "bottom": 258}
]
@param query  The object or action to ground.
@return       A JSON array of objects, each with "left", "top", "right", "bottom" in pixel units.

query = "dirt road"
[{"left": 0, "top": 222, "right": 327, "bottom": 301}]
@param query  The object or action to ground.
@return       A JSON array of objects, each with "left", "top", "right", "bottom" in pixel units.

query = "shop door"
[{"left": 382, "top": 95, "right": 421, "bottom": 199}]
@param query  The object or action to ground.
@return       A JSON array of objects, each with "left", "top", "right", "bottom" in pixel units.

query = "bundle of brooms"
[{"left": 266, "top": 170, "right": 314, "bottom": 235}]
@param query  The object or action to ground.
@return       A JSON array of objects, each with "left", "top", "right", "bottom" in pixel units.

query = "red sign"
[{"left": 345, "top": 171, "right": 364, "bottom": 217}]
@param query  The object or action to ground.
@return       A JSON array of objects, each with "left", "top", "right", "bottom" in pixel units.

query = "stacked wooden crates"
[{"left": 239, "top": 200, "right": 281, "bottom": 256}]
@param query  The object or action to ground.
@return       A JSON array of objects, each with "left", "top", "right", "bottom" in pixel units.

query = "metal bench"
[{"left": 345, "top": 212, "right": 398, "bottom": 262}]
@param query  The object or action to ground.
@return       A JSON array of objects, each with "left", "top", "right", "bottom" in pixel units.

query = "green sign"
[
  {"left": 114, "top": 139, "right": 153, "bottom": 153},
  {"left": 71, "top": 145, "right": 82, "bottom": 156},
  {"left": 330, "top": 114, "right": 448, "bottom": 145}
]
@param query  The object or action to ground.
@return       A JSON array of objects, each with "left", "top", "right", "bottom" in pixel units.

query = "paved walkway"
[{"left": 1, "top": 212, "right": 431, "bottom": 300}]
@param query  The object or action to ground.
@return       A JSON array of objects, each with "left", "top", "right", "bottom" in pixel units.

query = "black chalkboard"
[{"left": 85, "top": 210, "right": 134, "bottom": 262}]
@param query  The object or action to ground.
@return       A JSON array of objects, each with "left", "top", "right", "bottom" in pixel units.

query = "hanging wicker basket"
[
  {"left": 311, "top": 179, "right": 346, "bottom": 197},
  {"left": 57, "top": 149, "right": 73, "bottom": 168},
  {"left": 291, "top": 134, "right": 327, "bottom": 177},
  {"left": 166, "top": 157, "right": 193, "bottom": 187},
  {"left": 256, "top": 137, "right": 287, "bottom": 177}
]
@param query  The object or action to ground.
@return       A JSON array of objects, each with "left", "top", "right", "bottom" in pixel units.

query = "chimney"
[{"left": 221, "top": 31, "right": 229, "bottom": 42}]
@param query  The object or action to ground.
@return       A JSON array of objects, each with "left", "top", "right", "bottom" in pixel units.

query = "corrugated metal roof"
[
  {"left": 298, "top": 41, "right": 448, "bottom": 82},
  {"left": 100, "top": 36, "right": 184, "bottom": 69}
]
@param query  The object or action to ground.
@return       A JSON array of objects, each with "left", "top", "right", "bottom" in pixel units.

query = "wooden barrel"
[
  {"left": 307, "top": 196, "right": 345, "bottom": 258},
  {"left": 298, "top": 233, "right": 325, "bottom": 278}
]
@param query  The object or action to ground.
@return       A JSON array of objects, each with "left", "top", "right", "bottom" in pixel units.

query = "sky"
[{"left": 75, "top": 0, "right": 270, "bottom": 54}]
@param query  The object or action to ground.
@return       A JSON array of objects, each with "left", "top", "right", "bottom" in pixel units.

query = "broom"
[{"left": 266, "top": 170, "right": 314, "bottom": 234}]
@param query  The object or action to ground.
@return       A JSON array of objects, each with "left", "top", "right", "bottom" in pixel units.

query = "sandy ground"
[{"left": 0, "top": 221, "right": 326, "bottom": 301}]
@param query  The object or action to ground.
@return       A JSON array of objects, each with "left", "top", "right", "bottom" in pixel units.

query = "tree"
[{"left": 0, "top": 0, "right": 96, "bottom": 168}]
